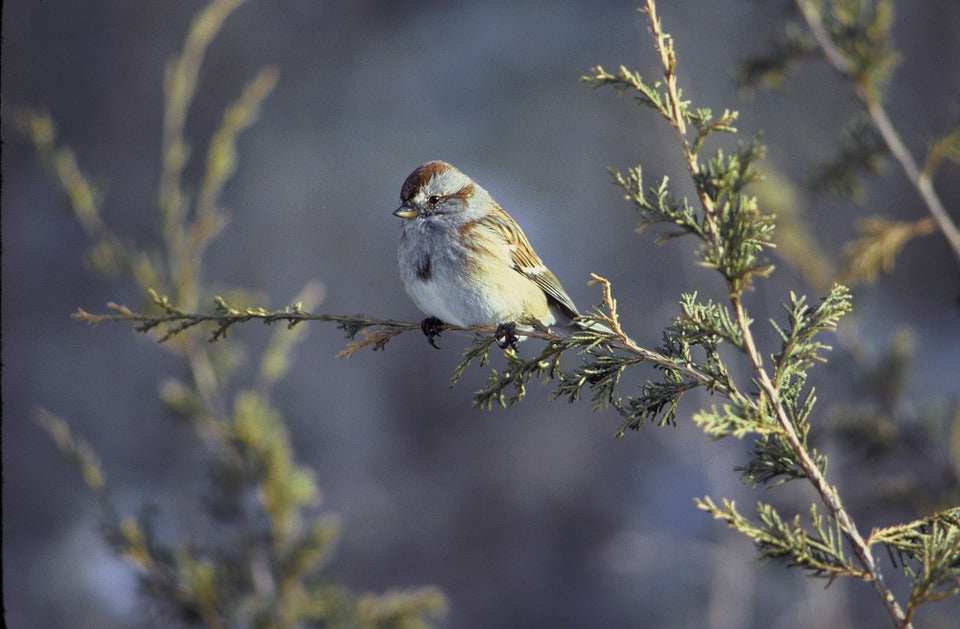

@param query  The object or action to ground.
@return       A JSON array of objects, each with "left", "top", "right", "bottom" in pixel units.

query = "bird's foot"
[
  {"left": 495, "top": 322, "right": 519, "bottom": 350},
  {"left": 421, "top": 317, "right": 444, "bottom": 349}
]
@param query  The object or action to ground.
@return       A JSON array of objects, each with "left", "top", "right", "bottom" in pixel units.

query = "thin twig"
[
  {"left": 643, "top": 2, "right": 720, "bottom": 241},
  {"left": 73, "top": 302, "right": 730, "bottom": 396}
]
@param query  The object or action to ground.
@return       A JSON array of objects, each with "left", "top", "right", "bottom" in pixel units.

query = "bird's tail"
[{"left": 552, "top": 316, "right": 634, "bottom": 346}]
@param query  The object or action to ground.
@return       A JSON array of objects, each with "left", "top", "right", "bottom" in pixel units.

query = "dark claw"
[
  {"left": 495, "top": 322, "right": 519, "bottom": 350},
  {"left": 421, "top": 317, "right": 444, "bottom": 349}
]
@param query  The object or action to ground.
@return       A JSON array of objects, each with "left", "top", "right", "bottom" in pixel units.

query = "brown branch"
[{"left": 73, "top": 299, "right": 730, "bottom": 396}]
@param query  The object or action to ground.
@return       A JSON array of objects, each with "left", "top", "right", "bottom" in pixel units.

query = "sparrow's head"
[{"left": 393, "top": 161, "right": 491, "bottom": 222}]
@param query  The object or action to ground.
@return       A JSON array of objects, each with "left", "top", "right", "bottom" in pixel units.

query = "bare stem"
[
  {"left": 795, "top": 0, "right": 960, "bottom": 269},
  {"left": 74, "top": 304, "right": 730, "bottom": 397}
]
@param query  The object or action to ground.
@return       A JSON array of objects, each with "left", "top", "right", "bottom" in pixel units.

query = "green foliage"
[
  {"left": 924, "top": 123, "right": 960, "bottom": 177},
  {"left": 580, "top": 3, "right": 951, "bottom": 626},
  {"left": 25, "top": 1, "right": 445, "bottom": 627},
  {"left": 554, "top": 346, "right": 641, "bottom": 414},
  {"left": 697, "top": 497, "right": 866, "bottom": 580},
  {"left": 741, "top": 0, "right": 898, "bottom": 103},
  {"left": 618, "top": 293, "right": 746, "bottom": 434},
  {"left": 771, "top": 288, "right": 851, "bottom": 381},
  {"left": 829, "top": 330, "right": 960, "bottom": 515},
  {"left": 31, "top": 0, "right": 958, "bottom": 627},
  {"left": 839, "top": 216, "right": 936, "bottom": 284},
  {"left": 809, "top": 115, "right": 888, "bottom": 202},
  {"left": 821, "top": 0, "right": 899, "bottom": 101},
  {"left": 736, "top": 23, "right": 817, "bottom": 93},
  {"left": 744, "top": 0, "right": 960, "bottom": 281},
  {"left": 585, "top": 8, "right": 858, "bottom": 545},
  {"left": 690, "top": 287, "right": 849, "bottom": 484},
  {"left": 472, "top": 341, "right": 569, "bottom": 410},
  {"left": 36, "top": 410, "right": 107, "bottom": 495},
  {"left": 590, "top": 84, "right": 774, "bottom": 294},
  {"left": 871, "top": 509, "right": 960, "bottom": 622},
  {"left": 619, "top": 377, "right": 698, "bottom": 433}
]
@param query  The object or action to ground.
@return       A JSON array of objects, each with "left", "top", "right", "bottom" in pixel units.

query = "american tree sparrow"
[{"left": 394, "top": 160, "right": 598, "bottom": 348}]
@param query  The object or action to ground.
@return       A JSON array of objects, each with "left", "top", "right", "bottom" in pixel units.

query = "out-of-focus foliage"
[
  {"left": 741, "top": 0, "right": 960, "bottom": 283},
  {"left": 15, "top": 0, "right": 959, "bottom": 628},
  {"left": 24, "top": 1, "right": 445, "bottom": 627}
]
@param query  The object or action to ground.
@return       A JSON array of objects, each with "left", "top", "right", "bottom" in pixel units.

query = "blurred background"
[{"left": 3, "top": 1, "right": 959, "bottom": 627}]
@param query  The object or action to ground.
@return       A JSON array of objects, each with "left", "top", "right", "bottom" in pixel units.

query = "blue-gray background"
[{"left": 3, "top": 2, "right": 959, "bottom": 628}]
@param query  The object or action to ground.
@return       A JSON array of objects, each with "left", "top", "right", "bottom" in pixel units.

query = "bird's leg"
[
  {"left": 420, "top": 317, "right": 444, "bottom": 349},
  {"left": 495, "top": 322, "right": 519, "bottom": 350}
]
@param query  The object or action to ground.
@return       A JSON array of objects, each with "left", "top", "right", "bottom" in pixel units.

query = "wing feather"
[{"left": 478, "top": 207, "right": 580, "bottom": 320}]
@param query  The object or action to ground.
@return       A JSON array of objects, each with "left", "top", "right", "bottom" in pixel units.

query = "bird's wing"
[{"left": 479, "top": 207, "right": 580, "bottom": 320}]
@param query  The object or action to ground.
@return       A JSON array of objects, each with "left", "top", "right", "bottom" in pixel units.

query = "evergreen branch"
[
  {"left": 870, "top": 508, "right": 960, "bottom": 623},
  {"left": 736, "top": 23, "right": 818, "bottom": 94},
  {"left": 923, "top": 123, "right": 960, "bottom": 177},
  {"left": 12, "top": 107, "right": 164, "bottom": 290},
  {"left": 869, "top": 508, "right": 960, "bottom": 560},
  {"left": 596, "top": 37, "right": 776, "bottom": 293},
  {"left": 175, "top": 67, "right": 279, "bottom": 304},
  {"left": 645, "top": 4, "right": 687, "bottom": 137},
  {"left": 674, "top": 292, "right": 744, "bottom": 350},
  {"left": 730, "top": 283, "right": 907, "bottom": 623},
  {"left": 697, "top": 497, "right": 869, "bottom": 580},
  {"left": 159, "top": 0, "right": 247, "bottom": 243},
  {"left": 690, "top": 108, "right": 739, "bottom": 156},
  {"left": 474, "top": 342, "right": 569, "bottom": 410},
  {"left": 771, "top": 287, "right": 852, "bottom": 385},
  {"left": 795, "top": 0, "right": 960, "bottom": 268},
  {"left": 74, "top": 283, "right": 732, "bottom": 399},
  {"left": 612, "top": 166, "right": 707, "bottom": 242},
  {"left": 584, "top": 273, "right": 633, "bottom": 343},
  {"left": 34, "top": 409, "right": 161, "bottom": 577},
  {"left": 450, "top": 335, "right": 498, "bottom": 386},
  {"left": 29, "top": 1, "right": 448, "bottom": 625},
  {"left": 642, "top": 2, "right": 717, "bottom": 241},
  {"left": 35, "top": 408, "right": 107, "bottom": 495},
  {"left": 466, "top": 273, "right": 738, "bottom": 424},
  {"left": 809, "top": 115, "right": 888, "bottom": 202},
  {"left": 632, "top": 2, "right": 910, "bottom": 623},
  {"left": 730, "top": 282, "right": 908, "bottom": 622},
  {"left": 839, "top": 216, "right": 937, "bottom": 285},
  {"left": 74, "top": 274, "right": 739, "bottom": 436},
  {"left": 582, "top": 65, "right": 673, "bottom": 123},
  {"left": 196, "top": 67, "right": 278, "bottom": 224},
  {"left": 693, "top": 402, "right": 779, "bottom": 441},
  {"left": 798, "top": 0, "right": 899, "bottom": 101},
  {"left": 12, "top": 108, "right": 105, "bottom": 235},
  {"left": 616, "top": 378, "right": 699, "bottom": 433},
  {"left": 73, "top": 292, "right": 421, "bottom": 347}
]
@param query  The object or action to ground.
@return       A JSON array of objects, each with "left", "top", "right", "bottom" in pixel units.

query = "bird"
[{"left": 393, "top": 160, "right": 602, "bottom": 348}]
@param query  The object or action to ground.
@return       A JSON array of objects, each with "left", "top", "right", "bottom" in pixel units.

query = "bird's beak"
[{"left": 393, "top": 203, "right": 419, "bottom": 219}]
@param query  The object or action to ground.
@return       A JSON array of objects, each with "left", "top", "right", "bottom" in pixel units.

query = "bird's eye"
[{"left": 427, "top": 194, "right": 441, "bottom": 206}]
